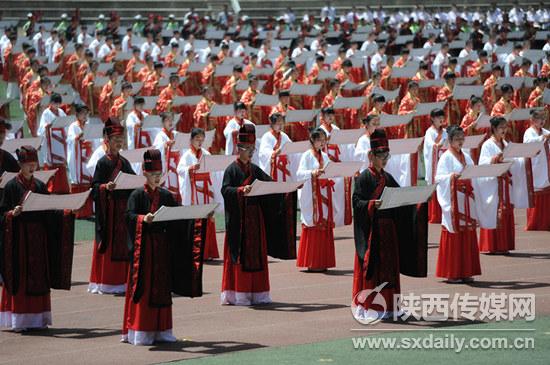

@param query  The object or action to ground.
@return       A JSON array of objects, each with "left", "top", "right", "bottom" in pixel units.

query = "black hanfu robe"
[
  {"left": 92, "top": 153, "right": 135, "bottom": 261},
  {"left": 352, "top": 167, "right": 428, "bottom": 312},
  {"left": 221, "top": 159, "right": 297, "bottom": 272},
  {"left": 123, "top": 186, "right": 207, "bottom": 339},
  {"left": 0, "top": 148, "right": 19, "bottom": 175},
  {"left": 0, "top": 174, "right": 74, "bottom": 328}
]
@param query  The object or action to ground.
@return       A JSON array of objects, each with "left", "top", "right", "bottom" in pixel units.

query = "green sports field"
[{"left": 164, "top": 316, "right": 550, "bottom": 365}]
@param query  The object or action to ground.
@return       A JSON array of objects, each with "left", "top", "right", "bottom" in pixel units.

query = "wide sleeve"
[
  {"left": 352, "top": 171, "right": 376, "bottom": 263},
  {"left": 258, "top": 134, "right": 274, "bottom": 174}
]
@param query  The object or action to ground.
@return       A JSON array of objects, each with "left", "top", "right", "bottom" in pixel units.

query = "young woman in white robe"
[
  {"left": 177, "top": 128, "right": 221, "bottom": 260},
  {"left": 125, "top": 98, "right": 149, "bottom": 150},
  {"left": 296, "top": 128, "right": 337, "bottom": 271},
  {"left": 223, "top": 102, "right": 260, "bottom": 164},
  {"left": 475, "top": 117, "right": 521, "bottom": 254},
  {"left": 423, "top": 108, "right": 448, "bottom": 223},
  {"left": 523, "top": 109, "right": 550, "bottom": 231},
  {"left": 67, "top": 105, "right": 95, "bottom": 217},
  {"left": 258, "top": 113, "right": 293, "bottom": 181},
  {"left": 319, "top": 108, "right": 352, "bottom": 227},
  {"left": 435, "top": 125, "right": 481, "bottom": 283},
  {"left": 152, "top": 112, "right": 179, "bottom": 200},
  {"left": 355, "top": 114, "right": 381, "bottom": 172}
]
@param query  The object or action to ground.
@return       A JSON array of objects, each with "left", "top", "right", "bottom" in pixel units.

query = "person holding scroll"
[
  {"left": 491, "top": 84, "right": 519, "bottom": 142},
  {"left": 523, "top": 109, "right": 550, "bottom": 231},
  {"left": 177, "top": 128, "right": 220, "bottom": 260},
  {"left": 224, "top": 102, "right": 256, "bottom": 156},
  {"left": 141, "top": 62, "right": 164, "bottom": 97},
  {"left": 259, "top": 113, "right": 292, "bottom": 182},
  {"left": 126, "top": 97, "right": 149, "bottom": 150},
  {"left": 0, "top": 146, "right": 74, "bottom": 331},
  {"left": 296, "top": 128, "right": 337, "bottom": 272},
  {"left": 355, "top": 115, "right": 381, "bottom": 172},
  {"left": 436, "top": 71, "right": 460, "bottom": 127},
  {"left": 221, "top": 124, "right": 296, "bottom": 305},
  {"left": 193, "top": 86, "right": 215, "bottom": 130},
  {"left": 152, "top": 112, "right": 177, "bottom": 174},
  {"left": 269, "top": 90, "right": 297, "bottom": 140},
  {"left": 460, "top": 96, "right": 487, "bottom": 136},
  {"left": 98, "top": 69, "right": 118, "bottom": 122},
  {"left": 398, "top": 81, "right": 421, "bottom": 138},
  {"left": 526, "top": 77, "right": 546, "bottom": 109},
  {"left": 89, "top": 120, "right": 135, "bottom": 295},
  {"left": 435, "top": 125, "right": 481, "bottom": 283},
  {"left": 25, "top": 76, "right": 52, "bottom": 137},
  {"left": 110, "top": 82, "right": 133, "bottom": 121},
  {"left": 221, "top": 65, "right": 245, "bottom": 104},
  {"left": 352, "top": 129, "right": 428, "bottom": 320},
  {"left": 123, "top": 149, "right": 197, "bottom": 346},
  {"left": 423, "top": 108, "right": 448, "bottom": 224},
  {"left": 483, "top": 64, "right": 501, "bottom": 112},
  {"left": 156, "top": 73, "right": 185, "bottom": 113},
  {"left": 0, "top": 120, "right": 18, "bottom": 175},
  {"left": 475, "top": 116, "right": 520, "bottom": 254}
]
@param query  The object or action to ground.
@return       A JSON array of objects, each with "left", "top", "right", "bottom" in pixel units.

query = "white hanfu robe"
[
  {"left": 37, "top": 107, "right": 67, "bottom": 166},
  {"left": 523, "top": 127, "right": 550, "bottom": 191},
  {"left": 258, "top": 129, "right": 294, "bottom": 181},
  {"left": 423, "top": 126, "right": 448, "bottom": 185},
  {"left": 67, "top": 121, "right": 93, "bottom": 185},
  {"left": 223, "top": 117, "right": 260, "bottom": 164}
]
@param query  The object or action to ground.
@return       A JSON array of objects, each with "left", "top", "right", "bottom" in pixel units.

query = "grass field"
[{"left": 164, "top": 316, "right": 550, "bottom": 365}]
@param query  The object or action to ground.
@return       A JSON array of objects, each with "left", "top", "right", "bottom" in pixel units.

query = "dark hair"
[
  {"left": 342, "top": 59, "right": 353, "bottom": 68},
  {"left": 191, "top": 127, "right": 205, "bottom": 139},
  {"left": 134, "top": 96, "right": 145, "bottom": 105},
  {"left": 234, "top": 101, "right": 247, "bottom": 111},
  {"left": 470, "top": 96, "right": 483, "bottom": 105},
  {"left": 309, "top": 127, "right": 327, "bottom": 144},
  {"left": 490, "top": 116, "right": 507, "bottom": 131},
  {"left": 408, "top": 80, "right": 419, "bottom": 89},
  {"left": 447, "top": 125, "right": 464, "bottom": 140},
  {"left": 479, "top": 50, "right": 488, "bottom": 58},
  {"left": 500, "top": 83, "right": 514, "bottom": 93},
  {"left": 269, "top": 112, "right": 284, "bottom": 124},
  {"left": 362, "top": 114, "right": 379, "bottom": 125},
  {"left": 430, "top": 108, "right": 445, "bottom": 119},
  {"left": 121, "top": 82, "right": 132, "bottom": 90},
  {"left": 50, "top": 93, "right": 62, "bottom": 104},
  {"left": 492, "top": 64, "right": 502, "bottom": 71},
  {"left": 328, "top": 78, "right": 339, "bottom": 88}
]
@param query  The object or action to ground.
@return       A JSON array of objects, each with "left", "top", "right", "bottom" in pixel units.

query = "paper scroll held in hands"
[
  {"left": 502, "top": 142, "right": 544, "bottom": 159},
  {"left": 0, "top": 169, "right": 58, "bottom": 189},
  {"left": 378, "top": 185, "right": 437, "bottom": 210},
  {"left": 322, "top": 161, "right": 363, "bottom": 178},
  {"left": 245, "top": 180, "right": 302, "bottom": 197},
  {"left": 21, "top": 189, "right": 91, "bottom": 212},
  {"left": 459, "top": 162, "right": 513, "bottom": 179},
  {"left": 198, "top": 155, "right": 236, "bottom": 173},
  {"left": 151, "top": 203, "right": 218, "bottom": 222},
  {"left": 2, "top": 137, "right": 42, "bottom": 154},
  {"left": 113, "top": 172, "right": 146, "bottom": 190}
]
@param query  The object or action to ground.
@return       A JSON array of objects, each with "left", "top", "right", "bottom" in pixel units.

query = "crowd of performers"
[{"left": 0, "top": 3, "right": 549, "bottom": 345}]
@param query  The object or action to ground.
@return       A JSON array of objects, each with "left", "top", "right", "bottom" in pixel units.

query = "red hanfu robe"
[
  {"left": 88, "top": 153, "right": 135, "bottom": 294},
  {"left": 221, "top": 159, "right": 297, "bottom": 305},
  {"left": 352, "top": 167, "right": 428, "bottom": 317},
  {"left": 398, "top": 93, "right": 421, "bottom": 138},
  {"left": 122, "top": 186, "right": 207, "bottom": 345},
  {"left": 491, "top": 98, "right": 522, "bottom": 142},
  {"left": 156, "top": 86, "right": 184, "bottom": 113},
  {"left": 436, "top": 85, "right": 460, "bottom": 126},
  {"left": 0, "top": 174, "right": 75, "bottom": 330},
  {"left": 98, "top": 81, "right": 114, "bottom": 122}
]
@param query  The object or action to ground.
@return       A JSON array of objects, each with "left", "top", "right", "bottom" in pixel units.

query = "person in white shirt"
[
  {"left": 370, "top": 44, "right": 387, "bottom": 74},
  {"left": 283, "top": 7, "right": 296, "bottom": 25},
  {"left": 150, "top": 36, "right": 163, "bottom": 62},
  {"left": 457, "top": 40, "right": 474, "bottom": 74},
  {"left": 45, "top": 30, "right": 58, "bottom": 63},
  {"left": 423, "top": 34, "right": 437, "bottom": 49},
  {"left": 87, "top": 31, "right": 103, "bottom": 59},
  {"left": 360, "top": 32, "right": 378, "bottom": 53},
  {"left": 232, "top": 37, "right": 248, "bottom": 58},
  {"left": 224, "top": 102, "right": 257, "bottom": 159},
  {"left": 309, "top": 33, "right": 323, "bottom": 53},
  {"left": 257, "top": 39, "right": 272, "bottom": 65},
  {"left": 320, "top": 1, "right": 336, "bottom": 22},
  {"left": 37, "top": 93, "right": 67, "bottom": 166},
  {"left": 198, "top": 39, "right": 215, "bottom": 64},
  {"left": 50, "top": 38, "right": 63, "bottom": 64},
  {"left": 345, "top": 42, "right": 359, "bottom": 59},
  {"left": 139, "top": 32, "right": 154, "bottom": 61},
  {"left": 169, "top": 31, "right": 186, "bottom": 52},
  {"left": 346, "top": 6, "right": 358, "bottom": 24},
  {"left": 504, "top": 44, "right": 523, "bottom": 77},
  {"left": 543, "top": 35, "right": 550, "bottom": 53},
  {"left": 483, "top": 33, "right": 498, "bottom": 58},
  {"left": 217, "top": 4, "right": 231, "bottom": 27},
  {"left": 291, "top": 38, "right": 306, "bottom": 59},
  {"left": 97, "top": 35, "right": 114, "bottom": 61},
  {"left": 258, "top": 112, "right": 293, "bottom": 181},
  {"left": 508, "top": 4, "right": 525, "bottom": 26},
  {"left": 432, "top": 43, "right": 450, "bottom": 79},
  {"left": 76, "top": 25, "right": 93, "bottom": 48},
  {"left": 121, "top": 27, "right": 133, "bottom": 53},
  {"left": 32, "top": 26, "right": 46, "bottom": 57},
  {"left": 152, "top": 112, "right": 177, "bottom": 174},
  {"left": 125, "top": 97, "right": 149, "bottom": 150},
  {"left": 67, "top": 104, "right": 93, "bottom": 185}
]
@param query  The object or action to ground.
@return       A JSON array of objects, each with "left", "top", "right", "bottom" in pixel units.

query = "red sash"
[{"left": 449, "top": 148, "right": 476, "bottom": 231}]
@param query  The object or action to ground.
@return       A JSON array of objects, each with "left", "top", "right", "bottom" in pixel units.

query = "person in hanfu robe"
[
  {"left": 475, "top": 116, "right": 524, "bottom": 254},
  {"left": 258, "top": 113, "right": 293, "bottom": 182},
  {"left": 66, "top": 104, "right": 94, "bottom": 217},
  {"left": 436, "top": 72, "right": 461, "bottom": 126},
  {"left": 177, "top": 128, "right": 221, "bottom": 260},
  {"left": 460, "top": 96, "right": 488, "bottom": 137},
  {"left": 296, "top": 128, "right": 338, "bottom": 272},
  {"left": 156, "top": 73, "right": 185, "bottom": 113},
  {"left": 110, "top": 82, "right": 133, "bottom": 121},
  {"left": 524, "top": 109, "right": 550, "bottom": 231},
  {"left": 88, "top": 120, "right": 135, "bottom": 294},
  {"left": 141, "top": 62, "right": 164, "bottom": 97},
  {"left": 435, "top": 125, "right": 481, "bottom": 283},
  {"left": 221, "top": 124, "right": 297, "bottom": 305},
  {"left": 122, "top": 149, "right": 208, "bottom": 346},
  {"left": 398, "top": 81, "right": 421, "bottom": 138},
  {"left": 25, "top": 76, "right": 52, "bottom": 137},
  {"left": 352, "top": 129, "right": 428, "bottom": 321},
  {"left": 491, "top": 83, "right": 520, "bottom": 142},
  {"left": 483, "top": 64, "right": 501, "bottom": 112},
  {"left": 423, "top": 108, "right": 448, "bottom": 224},
  {"left": 0, "top": 146, "right": 75, "bottom": 331},
  {"left": 354, "top": 115, "right": 382, "bottom": 172},
  {"left": 318, "top": 107, "right": 353, "bottom": 227},
  {"left": 224, "top": 102, "right": 256, "bottom": 157},
  {"left": 0, "top": 120, "right": 18, "bottom": 175},
  {"left": 98, "top": 69, "right": 118, "bottom": 122},
  {"left": 125, "top": 97, "right": 150, "bottom": 150}
]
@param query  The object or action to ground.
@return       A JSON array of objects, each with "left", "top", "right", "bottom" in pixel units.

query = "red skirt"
[
  {"left": 122, "top": 272, "right": 172, "bottom": 334},
  {"left": 525, "top": 190, "right": 550, "bottom": 231},
  {"left": 203, "top": 216, "right": 220, "bottom": 260},
  {"left": 221, "top": 235, "right": 270, "bottom": 294},
  {"left": 89, "top": 240, "right": 129, "bottom": 290},
  {"left": 428, "top": 193, "right": 442, "bottom": 224},
  {"left": 296, "top": 225, "right": 336, "bottom": 270},
  {"left": 436, "top": 227, "right": 481, "bottom": 279},
  {"left": 479, "top": 207, "right": 515, "bottom": 253}
]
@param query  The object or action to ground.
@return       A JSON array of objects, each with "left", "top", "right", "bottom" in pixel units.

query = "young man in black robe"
[
  {"left": 0, "top": 146, "right": 74, "bottom": 331},
  {"left": 352, "top": 129, "right": 428, "bottom": 321},
  {"left": 0, "top": 119, "right": 19, "bottom": 175},
  {"left": 221, "top": 124, "right": 297, "bottom": 306},
  {"left": 122, "top": 149, "right": 207, "bottom": 345},
  {"left": 88, "top": 120, "right": 136, "bottom": 295}
]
